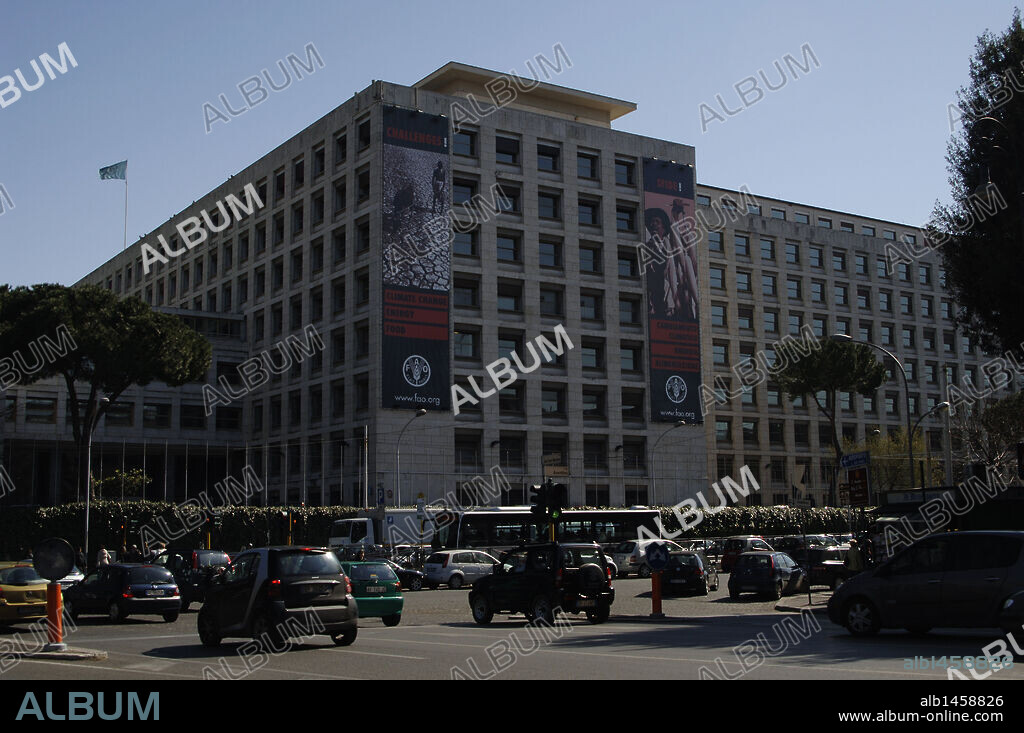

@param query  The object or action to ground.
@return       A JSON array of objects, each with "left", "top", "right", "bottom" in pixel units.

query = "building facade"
[{"left": 0, "top": 63, "right": 998, "bottom": 509}]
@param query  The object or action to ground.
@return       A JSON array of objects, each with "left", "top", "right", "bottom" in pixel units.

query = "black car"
[
  {"left": 153, "top": 549, "right": 231, "bottom": 611},
  {"left": 662, "top": 551, "right": 720, "bottom": 595},
  {"left": 382, "top": 559, "right": 426, "bottom": 591},
  {"left": 728, "top": 551, "right": 806, "bottom": 600},
  {"left": 468, "top": 542, "right": 614, "bottom": 625},
  {"left": 63, "top": 564, "right": 181, "bottom": 623},
  {"left": 198, "top": 546, "right": 358, "bottom": 648}
]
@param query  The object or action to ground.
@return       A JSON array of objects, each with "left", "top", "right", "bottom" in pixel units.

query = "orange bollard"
[
  {"left": 45, "top": 583, "right": 63, "bottom": 647},
  {"left": 650, "top": 570, "right": 665, "bottom": 618}
]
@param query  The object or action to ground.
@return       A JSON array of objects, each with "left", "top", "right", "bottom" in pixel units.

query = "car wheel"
[
  {"left": 197, "top": 607, "right": 222, "bottom": 647},
  {"left": 530, "top": 595, "right": 555, "bottom": 625},
  {"left": 470, "top": 594, "right": 493, "bottom": 625},
  {"left": 409, "top": 577, "right": 423, "bottom": 592},
  {"left": 251, "top": 613, "right": 284, "bottom": 650},
  {"left": 63, "top": 600, "right": 79, "bottom": 621},
  {"left": 382, "top": 614, "right": 401, "bottom": 627},
  {"left": 331, "top": 627, "right": 357, "bottom": 646},
  {"left": 638, "top": 565, "right": 652, "bottom": 579},
  {"left": 729, "top": 588, "right": 741, "bottom": 600},
  {"left": 447, "top": 574, "right": 464, "bottom": 590},
  {"left": 771, "top": 581, "right": 783, "bottom": 600},
  {"left": 844, "top": 598, "right": 881, "bottom": 636},
  {"left": 162, "top": 612, "right": 179, "bottom": 623},
  {"left": 586, "top": 605, "right": 610, "bottom": 624},
  {"left": 700, "top": 579, "right": 710, "bottom": 596},
  {"left": 108, "top": 600, "right": 126, "bottom": 623}
]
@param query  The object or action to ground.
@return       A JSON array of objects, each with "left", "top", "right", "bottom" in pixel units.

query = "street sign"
[
  {"left": 848, "top": 466, "right": 870, "bottom": 507},
  {"left": 840, "top": 451, "right": 870, "bottom": 469},
  {"left": 387, "top": 516, "right": 394, "bottom": 525},
  {"left": 645, "top": 542, "right": 671, "bottom": 571},
  {"left": 377, "top": 488, "right": 385, "bottom": 505}
]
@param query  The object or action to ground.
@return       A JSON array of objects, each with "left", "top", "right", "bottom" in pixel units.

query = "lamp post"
[
  {"left": 84, "top": 396, "right": 110, "bottom": 570},
  {"left": 911, "top": 401, "right": 950, "bottom": 489},
  {"left": 832, "top": 334, "right": 916, "bottom": 490},
  {"left": 395, "top": 409, "right": 426, "bottom": 507},
  {"left": 651, "top": 420, "right": 690, "bottom": 506}
]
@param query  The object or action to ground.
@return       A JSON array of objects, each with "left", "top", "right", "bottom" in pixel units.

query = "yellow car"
[{"left": 0, "top": 564, "right": 48, "bottom": 623}]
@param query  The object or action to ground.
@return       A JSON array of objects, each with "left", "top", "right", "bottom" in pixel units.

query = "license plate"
[
  {"left": 577, "top": 599, "right": 596, "bottom": 608},
  {"left": 18, "top": 606, "right": 42, "bottom": 615},
  {"left": 670, "top": 579, "right": 687, "bottom": 584},
  {"left": 146, "top": 589, "right": 163, "bottom": 597},
  {"left": 366, "top": 586, "right": 385, "bottom": 593}
]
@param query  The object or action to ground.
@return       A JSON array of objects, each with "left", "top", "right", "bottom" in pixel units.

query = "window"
[
  {"left": 795, "top": 212, "right": 810, "bottom": 224},
  {"left": 812, "top": 316, "right": 826, "bottom": 338},
  {"left": 855, "top": 254, "right": 868, "bottom": 275},
  {"left": 748, "top": 203, "right": 762, "bottom": 215},
  {"left": 818, "top": 217, "right": 832, "bottom": 229},
  {"left": 737, "top": 305, "right": 753, "bottom": 330},
  {"left": 622, "top": 389, "right": 644, "bottom": 423},
  {"left": 621, "top": 343, "right": 641, "bottom": 372},
  {"left": 542, "top": 386, "right": 566, "bottom": 416},
  {"left": 537, "top": 143, "right": 561, "bottom": 172},
  {"left": 499, "top": 384, "right": 524, "bottom": 414},
  {"left": 577, "top": 152, "right": 599, "bottom": 179},
  {"left": 538, "top": 192, "right": 561, "bottom": 220},
  {"left": 787, "top": 277, "right": 802, "bottom": 300},
  {"left": 357, "top": 169, "right": 370, "bottom": 202},
  {"left": 785, "top": 241, "right": 799, "bottom": 264},
  {"left": 897, "top": 263, "right": 911, "bottom": 282},
  {"left": 708, "top": 231, "right": 723, "bottom": 252},
  {"left": 496, "top": 135, "right": 520, "bottom": 165},
  {"left": 579, "top": 243, "right": 601, "bottom": 273},
  {"left": 356, "top": 270, "right": 370, "bottom": 304},
  {"left": 454, "top": 130, "right": 477, "bottom": 157},
  {"left": 454, "top": 229, "right": 479, "bottom": 257},
  {"left": 710, "top": 267, "right": 725, "bottom": 290},
  {"left": 840, "top": 221, "right": 854, "bottom": 233},
  {"left": 789, "top": 314, "right": 803, "bottom": 335},
  {"left": 761, "top": 273, "right": 776, "bottom": 296},
  {"left": 615, "top": 205, "right": 636, "bottom": 232},
  {"left": 879, "top": 291, "right": 891, "bottom": 312},
  {"left": 497, "top": 232, "right": 522, "bottom": 262},
  {"left": 921, "top": 297, "right": 933, "bottom": 318},
  {"left": 881, "top": 324, "right": 893, "bottom": 346},
  {"left": 919, "top": 265, "right": 931, "bottom": 286},
  {"left": 454, "top": 279, "right": 479, "bottom": 307},
  {"left": 180, "top": 404, "right": 206, "bottom": 430},
  {"left": 771, "top": 208, "right": 786, "bottom": 220},
  {"left": 357, "top": 119, "right": 371, "bottom": 150},
  {"left": 811, "top": 281, "right": 825, "bottom": 303},
  {"left": 711, "top": 303, "right": 726, "bottom": 327},
  {"left": 697, "top": 194, "right": 711, "bottom": 206},
  {"left": 736, "top": 271, "right": 751, "bottom": 292},
  {"left": 293, "top": 157, "right": 305, "bottom": 189},
  {"left": 614, "top": 160, "right": 635, "bottom": 186},
  {"left": 857, "top": 287, "right": 870, "bottom": 309},
  {"left": 809, "top": 246, "right": 823, "bottom": 268},
  {"left": 734, "top": 234, "right": 750, "bottom": 257},
  {"left": 618, "top": 249, "right": 639, "bottom": 278},
  {"left": 497, "top": 183, "right": 521, "bottom": 213},
  {"left": 902, "top": 327, "right": 915, "bottom": 349},
  {"left": 763, "top": 310, "right": 778, "bottom": 333},
  {"left": 760, "top": 237, "right": 775, "bottom": 260},
  {"left": 578, "top": 197, "right": 600, "bottom": 226},
  {"left": 334, "top": 132, "right": 347, "bottom": 165},
  {"left": 716, "top": 420, "right": 732, "bottom": 445},
  {"left": 497, "top": 282, "right": 523, "bottom": 313},
  {"left": 861, "top": 225, "right": 876, "bottom": 236},
  {"left": 529, "top": 238, "right": 560, "bottom": 268},
  {"left": 580, "top": 292, "right": 602, "bottom": 321},
  {"left": 832, "top": 250, "right": 846, "bottom": 272},
  {"left": 713, "top": 341, "right": 728, "bottom": 366},
  {"left": 619, "top": 296, "right": 641, "bottom": 325},
  {"left": 900, "top": 294, "right": 913, "bottom": 316},
  {"left": 834, "top": 284, "right": 848, "bottom": 306},
  {"left": 581, "top": 339, "right": 604, "bottom": 370},
  {"left": 454, "top": 329, "right": 479, "bottom": 359},
  {"left": 540, "top": 287, "right": 563, "bottom": 317}
]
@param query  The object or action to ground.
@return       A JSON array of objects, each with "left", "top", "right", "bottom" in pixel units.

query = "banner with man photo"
[
  {"left": 643, "top": 159, "right": 702, "bottom": 423},
  {"left": 380, "top": 105, "right": 451, "bottom": 410}
]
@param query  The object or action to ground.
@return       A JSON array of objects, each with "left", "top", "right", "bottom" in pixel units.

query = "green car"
[{"left": 340, "top": 561, "right": 404, "bottom": 627}]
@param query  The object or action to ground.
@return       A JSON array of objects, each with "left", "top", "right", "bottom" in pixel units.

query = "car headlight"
[{"left": 1004, "top": 598, "right": 1016, "bottom": 610}]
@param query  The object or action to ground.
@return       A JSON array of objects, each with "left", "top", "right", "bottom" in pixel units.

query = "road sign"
[
  {"left": 848, "top": 466, "right": 870, "bottom": 507},
  {"left": 387, "top": 516, "right": 394, "bottom": 525},
  {"left": 377, "top": 488, "right": 385, "bottom": 505},
  {"left": 645, "top": 542, "right": 671, "bottom": 571},
  {"left": 840, "top": 451, "right": 870, "bottom": 469}
]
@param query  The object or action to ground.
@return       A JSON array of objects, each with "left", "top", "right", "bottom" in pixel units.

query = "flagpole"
[{"left": 123, "top": 178, "right": 128, "bottom": 251}]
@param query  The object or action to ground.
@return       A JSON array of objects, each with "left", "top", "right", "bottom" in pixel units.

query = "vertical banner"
[
  {"left": 643, "top": 159, "right": 702, "bottom": 423},
  {"left": 381, "top": 106, "right": 451, "bottom": 410}
]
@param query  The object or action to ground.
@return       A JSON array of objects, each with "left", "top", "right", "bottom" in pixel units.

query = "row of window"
[{"left": 715, "top": 419, "right": 946, "bottom": 451}]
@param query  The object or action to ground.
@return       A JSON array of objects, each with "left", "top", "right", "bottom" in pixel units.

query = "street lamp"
[
  {"left": 84, "top": 396, "right": 110, "bottom": 570},
  {"left": 395, "top": 409, "right": 427, "bottom": 507},
  {"left": 651, "top": 420, "right": 690, "bottom": 506},
  {"left": 832, "top": 334, "right": 916, "bottom": 491},
  {"left": 911, "top": 401, "right": 950, "bottom": 488}
]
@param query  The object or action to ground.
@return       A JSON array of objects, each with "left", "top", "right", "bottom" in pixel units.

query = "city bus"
[{"left": 432, "top": 507, "right": 662, "bottom": 557}]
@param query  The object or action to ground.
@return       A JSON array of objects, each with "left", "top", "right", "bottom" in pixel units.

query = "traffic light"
[
  {"left": 529, "top": 484, "right": 548, "bottom": 519},
  {"left": 548, "top": 482, "right": 567, "bottom": 520}
]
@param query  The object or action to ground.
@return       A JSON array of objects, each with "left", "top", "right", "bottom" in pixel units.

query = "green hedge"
[{"left": 2, "top": 501, "right": 868, "bottom": 560}]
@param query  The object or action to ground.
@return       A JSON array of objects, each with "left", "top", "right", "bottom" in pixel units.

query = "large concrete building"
[{"left": 0, "top": 62, "right": 994, "bottom": 509}]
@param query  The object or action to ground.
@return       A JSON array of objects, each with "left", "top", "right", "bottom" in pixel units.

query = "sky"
[{"left": 0, "top": 0, "right": 1019, "bottom": 287}]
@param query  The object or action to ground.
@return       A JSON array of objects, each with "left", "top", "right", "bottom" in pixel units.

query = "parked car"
[
  {"left": 728, "top": 552, "right": 806, "bottom": 600},
  {"left": 790, "top": 546, "right": 848, "bottom": 589},
  {"left": 999, "top": 589, "right": 1024, "bottom": 638},
  {"left": 339, "top": 561, "right": 404, "bottom": 626},
  {"left": 0, "top": 564, "right": 48, "bottom": 624},
  {"left": 57, "top": 566, "right": 85, "bottom": 588},
  {"left": 380, "top": 559, "right": 426, "bottom": 591},
  {"left": 828, "top": 531, "right": 1024, "bottom": 636},
  {"left": 423, "top": 550, "right": 497, "bottom": 589},
  {"left": 468, "top": 542, "right": 615, "bottom": 625},
  {"left": 63, "top": 564, "right": 181, "bottom": 623},
  {"left": 662, "top": 551, "right": 719, "bottom": 595},
  {"left": 603, "top": 554, "right": 618, "bottom": 578},
  {"left": 612, "top": 539, "right": 686, "bottom": 578},
  {"left": 153, "top": 549, "right": 231, "bottom": 611},
  {"left": 721, "top": 536, "right": 775, "bottom": 573},
  {"left": 198, "top": 546, "right": 358, "bottom": 648}
]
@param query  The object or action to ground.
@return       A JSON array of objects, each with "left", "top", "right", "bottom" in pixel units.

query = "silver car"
[
  {"left": 423, "top": 550, "right": 497, "bottom": 590},
  {"left": 612, "top": 539, "right": 686, "bottom": 578}
]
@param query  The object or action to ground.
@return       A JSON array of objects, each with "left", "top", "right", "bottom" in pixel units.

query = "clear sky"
[{"left": 0, "top": 0, "right": 1018, "bottom": 286}]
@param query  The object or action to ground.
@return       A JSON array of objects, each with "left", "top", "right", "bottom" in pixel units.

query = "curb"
[{"left": 9, "top": 648, "right": 108, "bottom": 662}]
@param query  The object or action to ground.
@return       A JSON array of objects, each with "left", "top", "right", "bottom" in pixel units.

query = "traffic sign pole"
[{"left": 650, "top": 571, "right": 664, "bottom": 618}]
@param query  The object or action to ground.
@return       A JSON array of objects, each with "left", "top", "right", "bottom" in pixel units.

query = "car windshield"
[
  {"left": 127, "top": 567, "right": 174, "bottom": 584},
  {"left": 736, "top": 554, "right": 771, "bottom": 567},
  {"left": 347, "top": 564, "right": 397, "bottom": 582},
  {"left": 196, "top": 552, "right": 231, "bottom": 567},
  {"left": 0, "top": 566, "right": 42, "bottom": 585},
  {"left": 670, "top": 553, "right": 700, "bottom": 567},
  {"left": 274, "top": 550, "right": 343, "bottom": 577},
  {"left": 560, "top": 547, "right": 603, "bottom": 568}
]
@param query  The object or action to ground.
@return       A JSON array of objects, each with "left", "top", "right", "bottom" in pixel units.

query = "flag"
[{"left": 99, "top": 160, "right": 127, "bottom": 180}]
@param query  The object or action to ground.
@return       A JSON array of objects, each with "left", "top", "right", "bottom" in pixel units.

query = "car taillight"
[
  {"left": 394, "top": 581, "right": 401, "bottom": 591},
  {"left": 122, "top": 586, "right": 133, "bottom": 599},
  {"left": 768, "top": 557, "right": 775, "bottom": 572},
  {"left": 345, "top": 577, "right": 352, "bottom": 594},
  {"left": 268, "top": 579, "right": 281, "bottom": 599},
  {"left": 696, "top": 568, "right": 703, "bottom": 577},
  {"left": 192, "top": 554, "right": 198, "bottom": 570},
  {"left": 0, "top": 586, "right": 6, "bottom": 599},
  {"left": 606, "top": 566, "right": 613, "bottom": 587},
  {"left": 441, "top": 555, "right": 449, "bottom": 568},
  {"left": 172, "top": 587, "right": 180, "bottom": 596}
]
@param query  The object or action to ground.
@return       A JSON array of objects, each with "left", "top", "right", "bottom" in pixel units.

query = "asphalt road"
[{"left": 2, "top": 578, "right": 1022, "bottom": 681}]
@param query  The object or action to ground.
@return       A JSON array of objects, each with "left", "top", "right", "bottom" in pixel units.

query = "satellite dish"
[{"left": 33, "top": 537, "right": 75, "bottom": 582}]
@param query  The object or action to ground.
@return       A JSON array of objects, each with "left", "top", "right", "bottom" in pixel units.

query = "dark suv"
[
  {"left": 468, "top": 542, "right": 614, "bottom": 625},
  {"left": 198, "top": 546, "right": 358, "bottom": 648},
  {"left": 153, "top": 549, "right": 231, "bottom": 611}
]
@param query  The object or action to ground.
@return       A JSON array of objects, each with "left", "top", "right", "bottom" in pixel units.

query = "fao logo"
[
  {"left": 403, "top": 355, "right": 431, "bottom": 387},
  {"left": 665, "top": 375, "right": 687, "bottom": 404}
]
